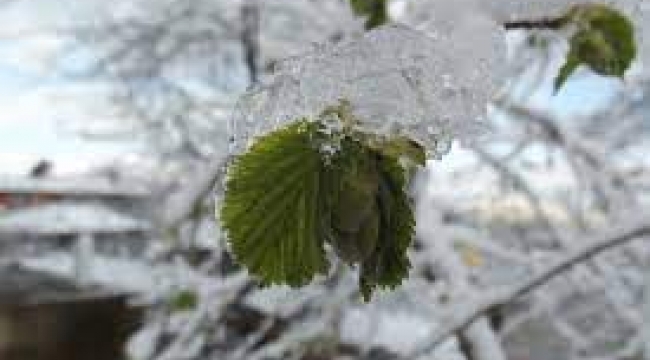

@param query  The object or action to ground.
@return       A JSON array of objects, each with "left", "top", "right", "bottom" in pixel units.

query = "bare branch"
[
  {"left": 159, "top": 156, "right": 231, "bottom": 228},
  {"left": 472, "top": 146, "right": 564, "bottom": 246},
  {"left": 410, "top": 217, "right": 650, "bottom": 358}
]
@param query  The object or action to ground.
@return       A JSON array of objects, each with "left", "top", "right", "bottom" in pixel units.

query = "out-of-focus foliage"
[
  {"left": 348, "top": 0, "right": 389, "bottom": 29},
  {"left": 555, "top": 4, "right": 636, "bottom": 90},
  {"left": 170, "top": 289, "right": 198, "bottom": 311}
]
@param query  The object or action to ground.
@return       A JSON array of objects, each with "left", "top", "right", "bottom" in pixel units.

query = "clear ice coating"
[
  {"left": 230, "top": 24, "right": 504, "bottom": 157},
  {"left": 480, "top": 0, "right": 588, "bottom": 21},
  {"left": 478, "top": 0, "right": 637, "bottom": 21}
]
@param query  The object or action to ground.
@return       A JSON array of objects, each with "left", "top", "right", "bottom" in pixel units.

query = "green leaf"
[
  {"left": 325, "top": 136, "right": 381, "bottom": 264},
  {"left": 220, "top": 112, "right": 420, "bottom": 301},
  {"left": 555, "top": 49, "right": 582, "bottom": 92},
  {"left": 359, "top": 153, "right": 415, "bottom": 301},
  {"left": 171, "top": 289, "right": 198, "bottom": 311},
  {"left": 372, "top": 136, "right": 426, "bottom": 178},
  {"left": 348, "top": 0, "right": 389, "bottom": 30},
  {"left": 555, "top": 4, "right": 636, "bottom": 91},
  {"left": 221, "top": 120, "right": 329, "bottom": 286},
  {"left": 324, "top": 135, "right": 417, "bottom": 301}
]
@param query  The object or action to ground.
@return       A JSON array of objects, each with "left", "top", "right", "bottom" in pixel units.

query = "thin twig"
[{"left": 503, "top": 18, "right": 565, "bottom": 30}]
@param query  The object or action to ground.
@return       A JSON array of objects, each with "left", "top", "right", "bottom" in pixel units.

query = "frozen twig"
[
  {"left": 410, "top": 217, "right": 650, "bottom": 358},
  {"left": 160, "top": 156, "right": 230, "bottom": 228},
  {"left": 417, "top": 179, "right": 508, "bottom": 360}
]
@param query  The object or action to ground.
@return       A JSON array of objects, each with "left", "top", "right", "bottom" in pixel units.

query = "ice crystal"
[{"left": 231, "top": 24, "right": 503, "bottom": 157}]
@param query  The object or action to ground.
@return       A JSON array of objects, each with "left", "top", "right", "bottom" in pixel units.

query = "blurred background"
[{"left": 0, "top": 1, "right": 649, "bottom": 359}]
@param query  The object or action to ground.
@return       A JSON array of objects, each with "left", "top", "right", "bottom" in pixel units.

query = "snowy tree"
[{"left": 55, "top": 0, "right": 650, "bottom": 359}]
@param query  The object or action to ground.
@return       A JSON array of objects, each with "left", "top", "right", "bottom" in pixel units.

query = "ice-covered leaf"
[
  {"left": 373, "top": 136, "right": 426, "bottom": 167},
  {"left": 325, "top": 136, "right": 381, "bottom": 264},
  {"left": 348, "top": 0, "right": 388, "bottom": 29},
  {"left": 359, "top": 153, "right": 415, "bottom": 301},
  {"left": 222, "top": 107, "right": 420, "bottom": 299},
  {"left": 322, "top": 131, "right": 418, "bottom": 300},
  {"left": 320, "top": 105, "right": 419, "bottom": 300},
  {"left": 220, "top": 120, "right": 329, "bottom": 286},
  {"left": 555, "top": 4, "right": 636, "bottom": 90}
]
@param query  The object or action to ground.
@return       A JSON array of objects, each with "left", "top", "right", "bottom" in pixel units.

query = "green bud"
[
  {"left": 555, "top": 4, "right": 635, "bottom": 90},
  {"left": 331, "top": 169, "right": 378, "bottom": 232},
  {"left": 331, "top": 205, "right": 380, "bottom": 264}
]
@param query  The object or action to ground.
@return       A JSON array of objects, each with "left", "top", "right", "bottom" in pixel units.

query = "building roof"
[
  {"left": 0, "top": 263, "right": 126, "bottom": 305},
  {"left": 0, "top": 263, "right": 81, "bottom": 304},
  {"left": 0, "top": 203, "right": 151, "bottom": 235},
  {"left": 0, "top": 175, "right": 151, "bottom": 197}
]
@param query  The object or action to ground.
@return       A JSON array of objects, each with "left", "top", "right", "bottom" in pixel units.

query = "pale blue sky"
[{"left": 0, "top": 0, "right": 137, "bottom": 174}]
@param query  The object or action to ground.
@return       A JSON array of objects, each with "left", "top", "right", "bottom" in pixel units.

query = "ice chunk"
[{"left": 231, "top": 24, "right": 504, "bottom": 156}]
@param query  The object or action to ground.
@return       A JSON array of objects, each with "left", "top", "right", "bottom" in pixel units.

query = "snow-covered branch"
[{"left": 411, "top": 217, "right": 650, "bottom": 357}]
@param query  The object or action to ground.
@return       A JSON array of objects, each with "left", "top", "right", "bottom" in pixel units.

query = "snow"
[
  {"left": 0, "top": 203, "right": 150, "bottom": 234},
  {"left": 0, "top": 263, "right": 81, "bottom": 304},
  {"left": 19, "top": 250, "right": 211, "bottom": 296},
  {"left": 232, "top": 24, "right": 502, "bottom": 156},
  {"left": 0, "top": 175, "right": 151, "bottom": 197},
  {"left": 0, "top": 262, "right": 129, "bottom": 306},
  {"left": 339, "top": 307, "right": 441, "bottom": 356}
]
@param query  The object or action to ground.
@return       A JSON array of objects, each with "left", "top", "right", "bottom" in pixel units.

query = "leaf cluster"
[
  {"left": 554, "top": 4, "right": 636, "bottom": 90},
  {"left": 220, "top": 105, "right": 425, "bottom": 300}
]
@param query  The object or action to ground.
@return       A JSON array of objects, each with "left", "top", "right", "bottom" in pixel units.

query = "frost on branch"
[
  {"left": 482, "top": 0, "right": 644, "bottom": 23},
  {"left": 231, "top": 24, "right": 503, "bottom": 157}
]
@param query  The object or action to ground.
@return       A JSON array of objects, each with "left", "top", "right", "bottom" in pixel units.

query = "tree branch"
[
  {"left": 409, "top": 217, "right": 650, "bottom": 358},
  {"left": 503, "top": 18, "right": 565, "bottom": 30},
  {"left": 241, "top": 2, "right": 260, "bottom": 85},
  {"left": 159, "top": 156, "right": 230, "bottom": 228}
]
